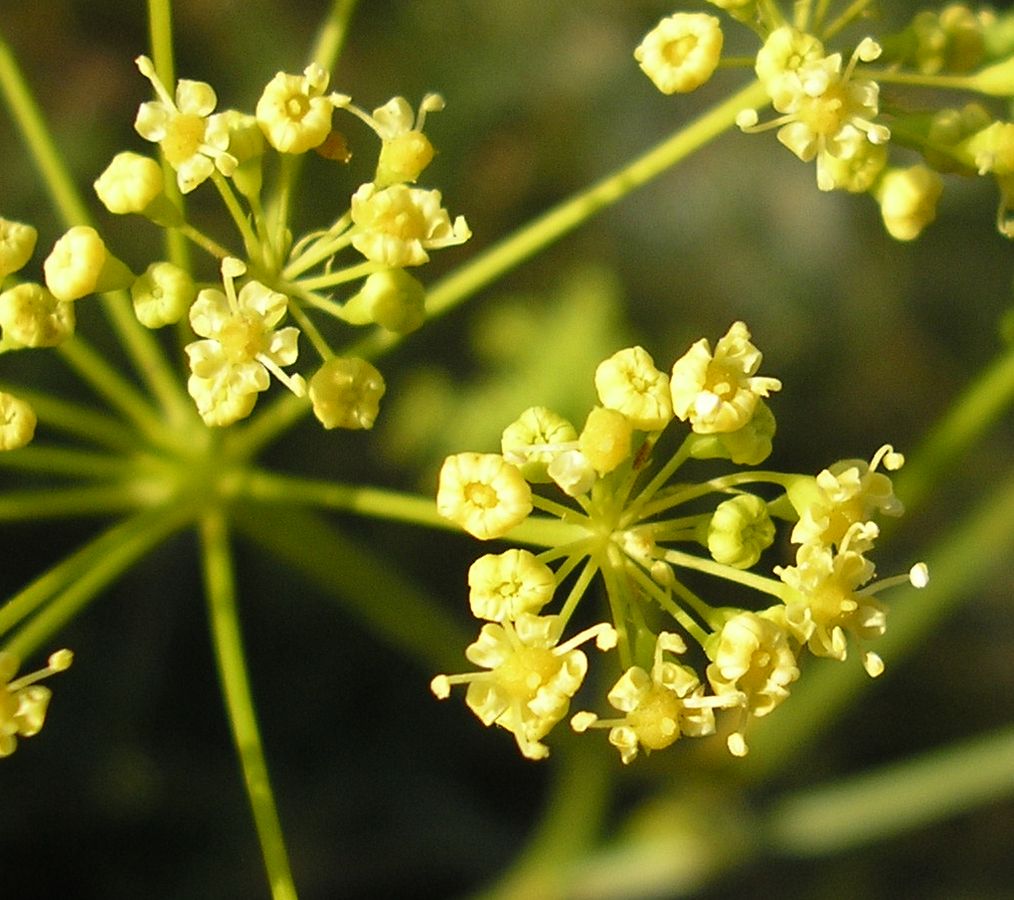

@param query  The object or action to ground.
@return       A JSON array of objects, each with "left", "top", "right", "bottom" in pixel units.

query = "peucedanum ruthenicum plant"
[
  {"left": 432, "top": 323, "right": 929, "bottom": 762},
  {"left": 1, "top": 0, "right": 1012, "bottom": 895}
]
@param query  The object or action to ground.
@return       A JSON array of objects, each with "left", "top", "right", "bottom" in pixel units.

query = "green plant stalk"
[
  {"left": 199, "top": 511, "right": 298, "bottom": 900},
  {"left": 0, "top": 483, "right": 163, "bottom": 522},
  {"left": 240, "top": 77, "right": 771, "bottom": 457},
  {"left": 766, "top": 724, "right": 1014, "bottom": 856},
  {"left": 1, "top": 504, "right": 191, "bottom": 659},
  {"left": 0, "top": 446, "right": 137, "bottom": 479},
  {"left": 0, "top": 28, "right": 192, "bottom": 426},
  {"left": 0, "top": 505, "right": 185, "bottom": 639},
  {"left": 231, "top": 503, "right": 471, "bottom": 672}
]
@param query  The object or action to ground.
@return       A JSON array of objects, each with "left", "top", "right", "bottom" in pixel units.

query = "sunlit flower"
[
  {"left": 432, "top": 614, "right": 616, "bottom": 760},
  {"left": 1, "top": 649, "right": 73, "bottom": 757},
  {"left": 134, "top": 55, "right": 236, "bottom": 193},
  {"left": 0, "top": 282, "right": 74, "bottom": 347},
  {"left": 877, "top": 165, "right": 945, "bottom": 240},
  {"left": 43, "top": 226, "right": 134, "bottom": 302},
  {"left": 707, "top": 493, "right": 775, "bottom": 569},
  {"left": 256, "top": 63, "right": 334, "bottom": 154},
  {"left": 0, "top": 391, "right": 36, "bottom": 450},
  {"left": 468, "top": 549, "right": 556, "bottom": 622},
  {"left": 500, "top": 406, "right": 577, "bottom": 483},
  {"left": 634, "top": 13, "right": 723, "bottom": 95},
  {"left": 130, "top": 261, "right": 195, "bottom": 329},
  {"left": 595, "top": 346, "right": 674, "bottom": 431},
  {"left": 308, "top": 357, "right": 386, "bottom": 430},
  {"left": 436, "top": 452, "right": 532, "bottom": 539},
  {"left": 0, "top": 218, "right": 37, "bottom": 278},
  {"left": 578, "top": 407, "right": 632, "bottom": 475},
  {"left": 350, "top": 182, "right": 470, "bottom": 267},
  {"left": 670, "top": 321, "right": 781, "bottom": 434}
]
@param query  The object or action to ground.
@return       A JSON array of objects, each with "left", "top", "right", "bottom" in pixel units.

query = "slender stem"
[
  {"left": 867, "top": 68, "right": 981, "bottom": 92},
  {"left": 199, "top": 511, "right": 298, "bottom": 900},
  {"left": 821, "top": 0, "right": 874, "bottom": 40},
  {"left": 1, "top": 504, "right": 190, "bottom": 659},
  {"left": 661, "top": 547, "right": 788, "bottom": 601},
  {"left": 285, "top": 302, "right": 333, "bottom": 362},
  {"left": 177, "top": 222, "right": 234, "bottom": 260},
  {"left": 0, "top": 446, "right": 139, "bottom": 479},
  {"left": 766, "top": 725, "right": 1014, "bottom": 856},
  {"left": 556, "top": 557, "right": 600, "bottom": 627},
  {"left": 0, "top": 483, "right": 166, "bottom": 521},
  {"left": 297, "top": 259, "right": 376, "bottom": 292},
  {"left": 309, "top": 0, "right": 359, "bottom": 70},
  {"left": 212, "top": 171, "right": 260, "bottom": 261},
  {"left": 282, "top": 223, "right": 354, "bottom": 280}
]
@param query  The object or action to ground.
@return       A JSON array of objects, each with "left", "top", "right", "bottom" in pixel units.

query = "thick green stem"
[{"left": 199, "top": 511, "right": 298, "bottom": 900}]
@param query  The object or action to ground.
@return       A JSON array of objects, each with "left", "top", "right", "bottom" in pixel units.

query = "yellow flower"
[
  {"left": 350, "top": 183, "right": 471, "bottom": 267},
  {"left": 0, "top": 282, "right": 75, "bottom": 347},
  {"left": 43, "top": 226, "right": 134, "bottom": 302},
  {"left": 634, "top": 13, "right": 723, "bottom": 95},
  {"left": 571, "top": 633, "right": 729, "bottom": 764},
  {"left": 707, "top": 493, "right": 775, "bottom": 569},
  {"left": 431, "top": 614, "right": 615, "bottom": 760},
  {"left": 134, "top": 56, "right": 236, "bottom": 193},
  {"left": 256, "top": 63, "right": 334, "bottom": 154},
  {"left": 0, "top": 217, "right": 37, "bottom": 278},
  {"left": 500, "top": 406, "right": 577, "bottom": 483},
  {"left": 1, "top": 649, "right": 73, "bottom": 757},
  {"left": 877, "top": 165, "right": 945, "bottom": 241},
  {"left": 0, "top": 391, "right": 37, "bottom": 450},
  {"left": 436, "top": 452, "right": 532, "bottom": 540},
  {"left": 130, "top": 262, "right": 195, "bottom": 329},
  {"left": 594, "top": 345, "right": 673, "bottom": 431},
  {"left": 670, "top": 321, "right": 781, "bottom": 434},
  {"left": 308, "top": 357, "right": 386, "bottom": 430},
  {"left": 468, "top": 549, "right": 556, "bottom": 622}
]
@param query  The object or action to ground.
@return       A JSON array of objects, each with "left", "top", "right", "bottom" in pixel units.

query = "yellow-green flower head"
[
  {"left": 789, "top": 444, "right": 904, "bottom": 550},
  {"left": 256, "top": 63, "right": 334, "bottom": 154},
  {"left": 689, "top": 398, "right": 777, "bottom": 465},
  {"left": 185, "top": 258, "right": 304, "bottom": 426},
  {"left": 130, "top": 261, "right": 195, "bottom": 329},
  {"left": 707, "top": 493, "right": 775, "bottom": 569},
  {"left": 0, "top": 283, "right": 74, "bottom": 348},
  {"left": 341, "top": 269, "right": 426, "bottom": 334},
  {"left": 594, "top": 346, "right": 674, "bottom": 431},
  {"left": 818, "top": 141, "right": 888, "bottom": 193},
  {"left": 911, "top": 5, "right": 989, "bottom": 75},
  {"left": 740, "top": 37, "right": 889, "bottom": 191},
  {"left": 134, "top": 56, "right": 237, "bottom": 194},
  {"left": 634, "top": 13, "right": 723, "bottom": 95},
  {"left": 877, "top": 165, "right": 944, "bottom": 241},
  {"left": 93, "top": 152, "right": 164, "bottom": 214},
  {"left": 776, "top": 529, "right": 886, "bottom": 672},
  {"left": 670, "top": 321, "right": 781, "bottom": 434},
  {"left": 754, "top": 26, "right": 826, "bottom": 103},
  {"left": 501, "top": 406, "right": 578, "bottom": 483},
  {"left": 431, "top": 614, "right": 616, "bottom": 760},
  {"left": 468, "top": 549, "right": 556, "bottom": 622},
  {"left": 335, "top": 93, "right": 444, "bottom": 186},
  {"left": 578, "top": 407, "right": 632, "bottom": 476},
  {"left": 350, "top": 183, "right": 471, "bottom": 268},
  {"left": 0, "top": 649, "right": 72, "bottom": 757},
  {"left": 43, "top": 226, "right": 134, "bottom": 302},
  {"left": 308, "top": 357, "right": 386, "bottom": 430},
  {"left": 705, "top": 609, "right": 798, "bottom": 755},
  {"left": 961, "top": 121, "right": 1014, "bottom": 177},
  {"left": 571, "top": 633, "right": 726, "bottom": 764},
  {"left": 0, "top": 218, "right": 37, "bottom": 278},
  {"left": 437, "top": 452, "right": 533, "bottom": 540},
  {"left": 0, "top": 391, "right": 36, "bottom": 450}
]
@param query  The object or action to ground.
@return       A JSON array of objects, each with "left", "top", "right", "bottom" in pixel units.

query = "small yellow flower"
[
  {"left": 707, "top": 493, "right": 775, "bottom": 569},
  {"left": 546, "top": 448, "right": 597, "bottom": 498},
  {"left": 431, "top": 614, "right": 616, "bottom": 760},
  {"left": 634, "top": 13, "right": 723, "bottom": 95},
  {"left": 1, "top": 649, "right": 72, "bottom": 757},
  {"left": 0, "top": 218, "right": 37, "bottom": 278},
  {"left": 705, "top": 609, "right": 799, "bottom": 756},
  {"left": 43, "top": 226, "right": 134, "bottom": 302},
  {"left": 340, "top": 269, "right": 426, "bottom": 334},
  {"left": 134, "top": 55, "right": 236, "bottom": 193},
  {"left": 130, "top": 262, "right": 195, "bottom": 329},
  {"left": 256, "top": 63, "right": 334, "bottom": 154},
  {"left": 594, "top": 346, "right": 673, "bottom": 431},
  {"left": 350, "top": 182, "right": 471, "bottom": 268},
  {"left": 0, "top": 391, "right": 37, "bottom": 450},
  {"left": 670, "top": 321, "right": 781, "bottom": 434},
  {"left": 308, "top": 357, "right": 386, "bottom": 430},
  {"left": 578, "top": 407, "right": 632, "bottom": 475},
  {"left": 877, "top": 165, "right": 945, "bottom": 241},
  {"left": 0, "top": 283, "right": 75, "bottom": 348},
  {"left": 93, "top": 152, "right": 164, "bottom": 214},
  {"left": 468, "top": 549, "right": 555, "bottom": 622},
  {"left": 500, "top": 406, "right": 577, "bottom": 483},
  {"left": 571, "top": 633, "right": 728, "bottom": 764},
  {"left": 436, "top": 452, "right": 532, "bottom": 540}
]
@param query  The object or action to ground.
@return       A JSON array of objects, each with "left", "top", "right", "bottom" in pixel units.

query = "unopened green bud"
[
  {"left": 707, "top": 494, "right": 775, "bottom": 569},
  {"left": 309, "top": 357, "right": 386, "bottom": 430},
  {"left": 342, "top": 269, "right": 426, "bottom": 333},
  {"left": 0, "top": 282, "right": 75, "bottom": 347},
  {"left": 130, "top": 262, "right": 195, "bottom": 328}
]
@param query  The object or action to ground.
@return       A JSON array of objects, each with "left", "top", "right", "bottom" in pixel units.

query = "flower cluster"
[
  {"left": 1, "top": 55, "right": 471, "bottom": 441},
  {"left": 432, "top": 323, "right": 927, "bottom": 761},
  {"left": 636, "top": 3, "right": 1014, "bottom": 239}
]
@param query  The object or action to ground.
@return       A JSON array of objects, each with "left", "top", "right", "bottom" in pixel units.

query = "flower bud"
[
  {"left": 376, "top": 130, "right": 435, "bottom": 186},
  {"left": 0, "top": 282, "right": 75, "bottom": 347},
  {"left": 342, "top": 269, "right": 426, "bottom": 334},
  {"left": 578, "top": 406, "right": 632, "bottom": 475},
  {"left": 501, "top": 407, "right": 577, "bottom": 483},
  {"left": 634, "top": 13, "right": 723, "bottom": 95},
  {"left": 308, "top": 357, "right": 386, "bottom": 429},
  {"left": 0, "top": 392, "right": 36, "bottom": 450},
  {"left": 43, "top": 226, "right": 135, "bottom": 301},
  {"left": 0, "top": 218, "right": 37, "bottom": 278},
  {"left": 707, "top": 494, "right": 776, "bottom": 569},
  {"left": 130, "top": 261, "right": 195, "bottom": 328},
  {"left": 94, "top": 152, "right": 164, "bottom": 213},
  {"left": 876, "top": 165, "right": 944, "bottom": 241}
]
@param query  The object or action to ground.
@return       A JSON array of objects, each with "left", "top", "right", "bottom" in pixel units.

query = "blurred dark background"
[{"left": 1, "top": 2, "right": 1011, "bottom": 897}]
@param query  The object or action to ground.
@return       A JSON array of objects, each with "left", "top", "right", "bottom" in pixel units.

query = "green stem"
[
  {"left": 0, "top": 482, "right": 169, "bottom": 521},
  {"left": 309, "top": 0, "right": 359, "bottom": 71},
  {"left": 297, "top": 259, "right": 376, "bottom": 292},
  {"left": 0, "top": 446, "right": 139, "bottom": 479},
  {"left": 199, "top": 511, "right": 298, "bottom": 900},
  {"left": 177, "top": 222, "right": 234, "bottom": 259},
  {"left": 766, "top": 725, "right": 1014, "bottom": 856},
  {"left": 212, "top": 171, "right": 261, "bottom": 261},
  {"left": 1, "top": 504, "right": 190, "bottom": 658},
  {"left": 661, "top": 547, "right": 788, "bottom": 601}
]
